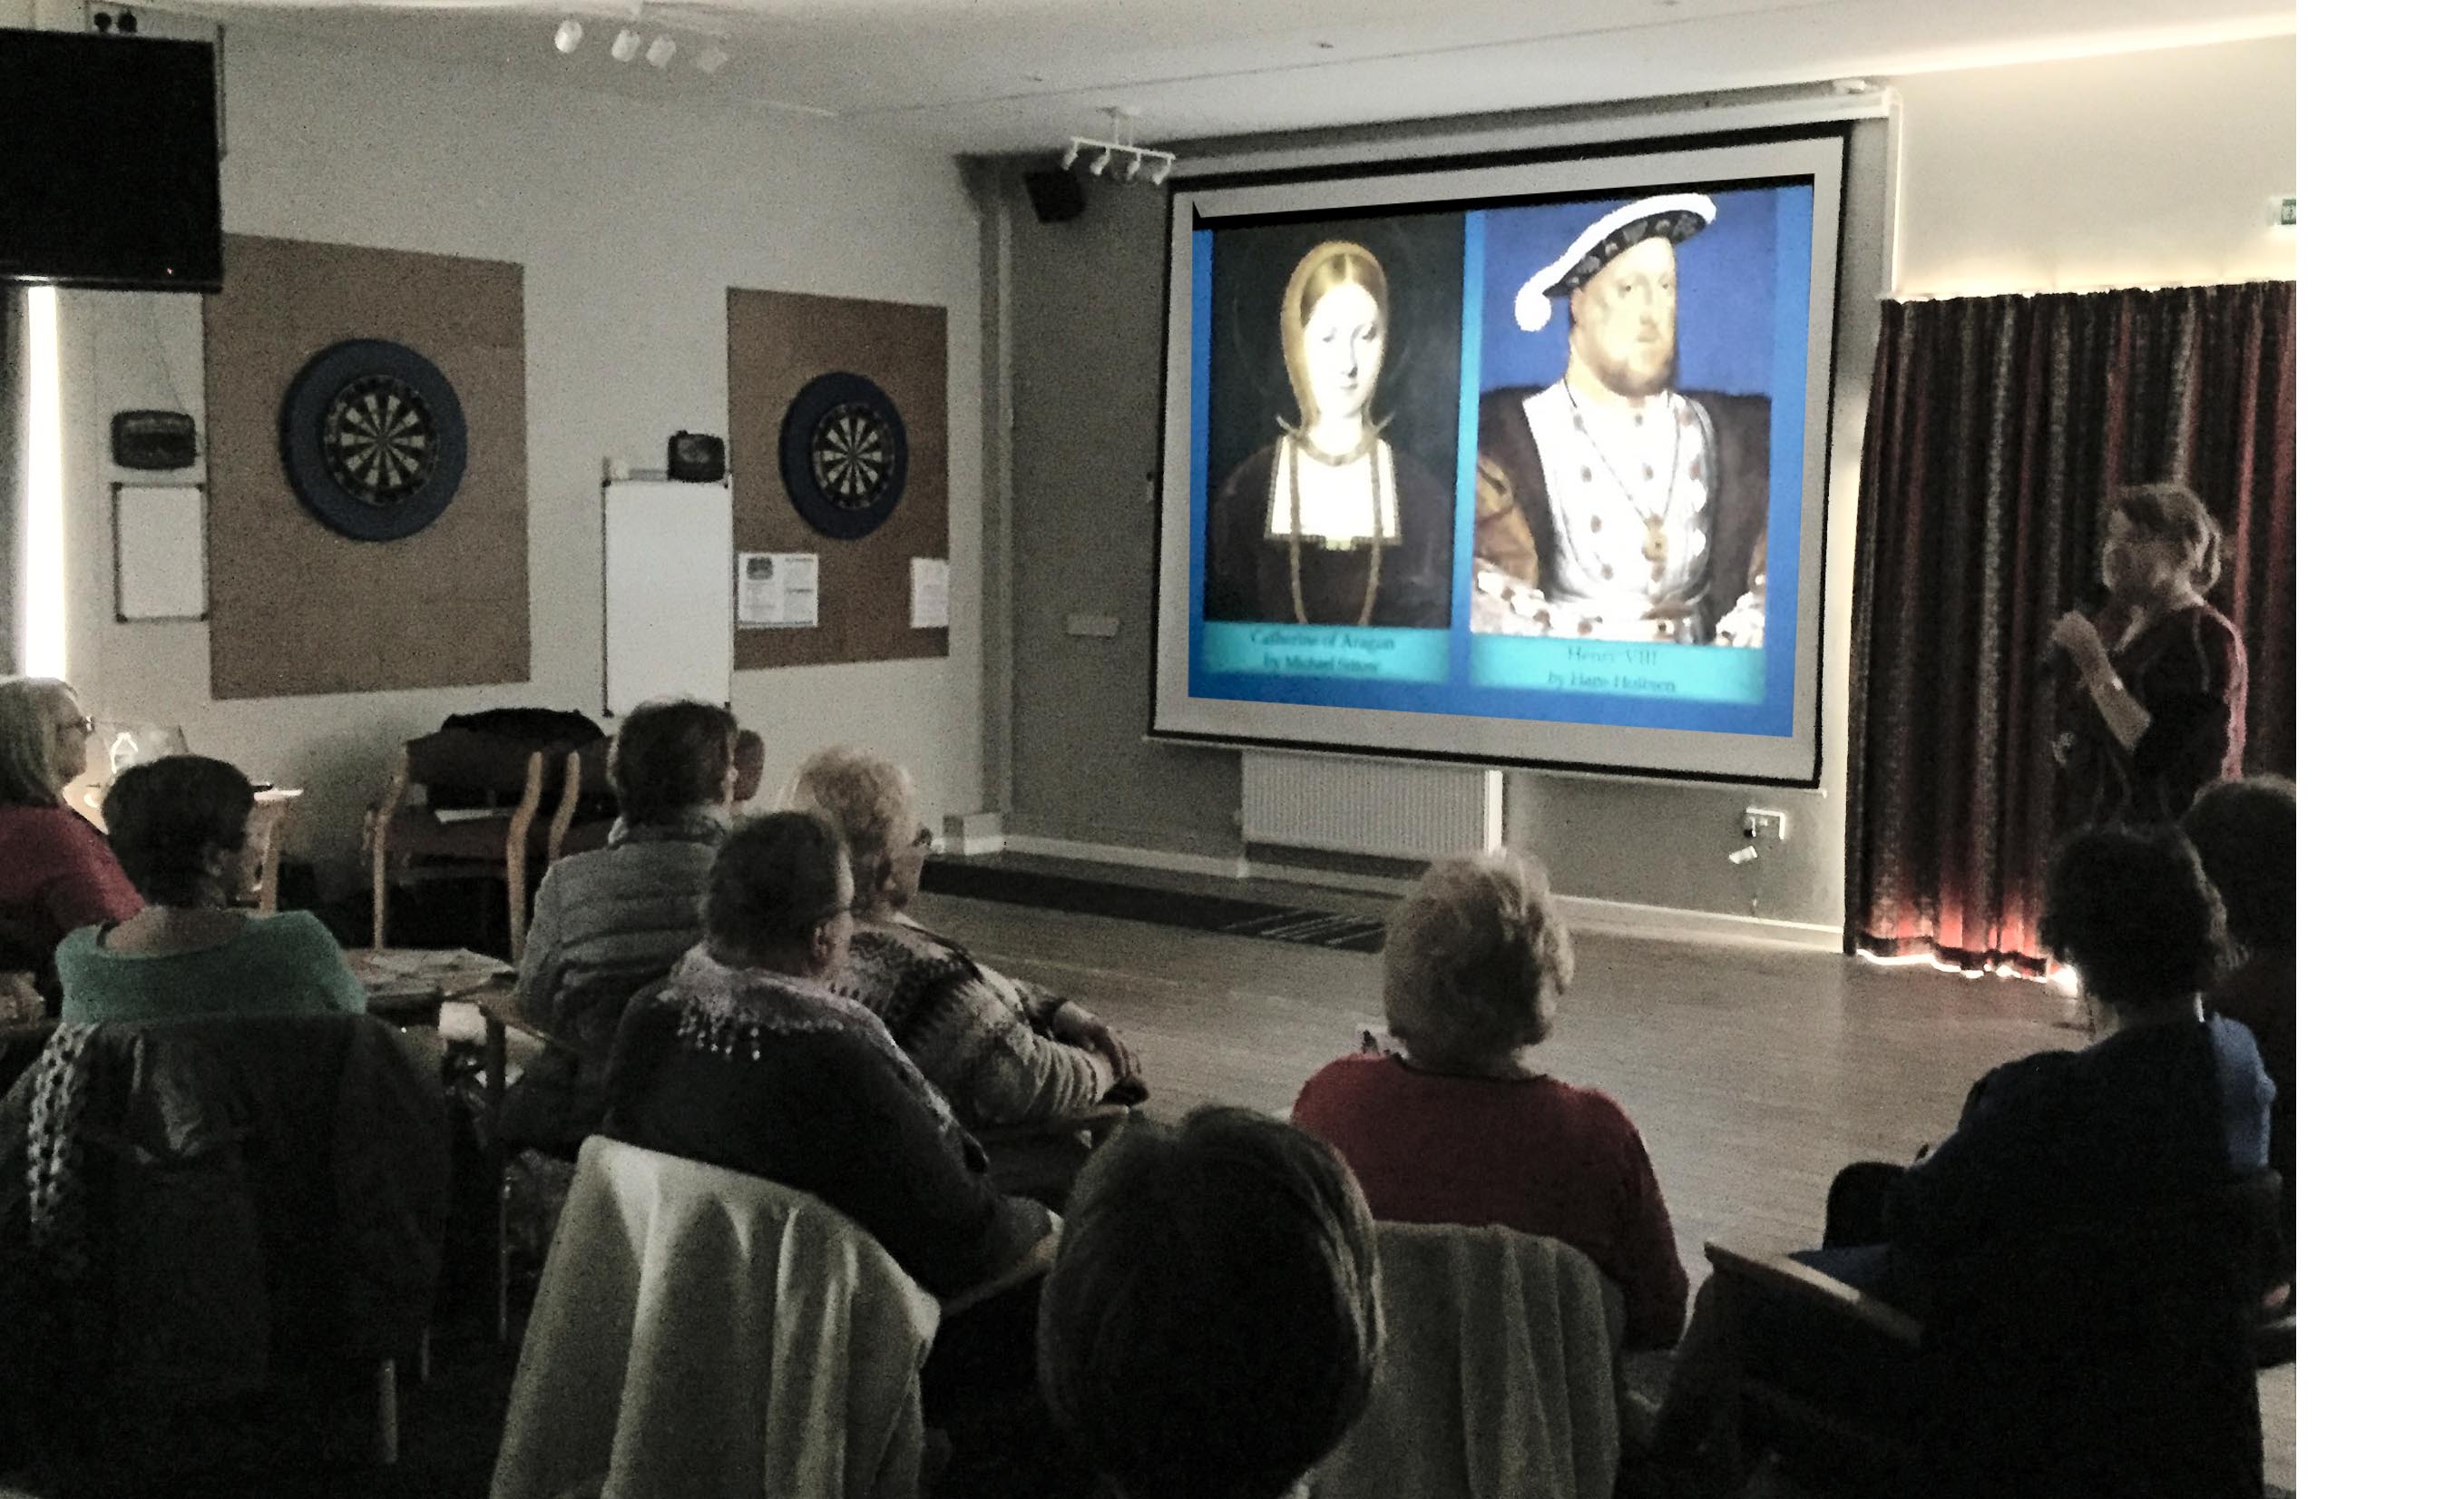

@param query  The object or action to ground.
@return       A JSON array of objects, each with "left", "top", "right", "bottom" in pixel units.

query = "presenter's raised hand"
[{"left": 2048, "top": 610, "right": 2107, "bottom": 671}]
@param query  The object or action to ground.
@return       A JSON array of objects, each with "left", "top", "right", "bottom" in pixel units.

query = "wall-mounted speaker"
[
  {"left": 1022, "top": 167, "right": 1086, "bottom": 225},
  {"left": 668, "top": 431, "right": 726, "bottom": 483}
]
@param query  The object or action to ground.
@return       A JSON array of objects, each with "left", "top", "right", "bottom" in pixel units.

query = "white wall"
[
  {"left": 1890, "top": 36, "right": 2295, "bottom": 296},
  {"left": 55, "top": 26, "right": 988, "bottom": 884}
]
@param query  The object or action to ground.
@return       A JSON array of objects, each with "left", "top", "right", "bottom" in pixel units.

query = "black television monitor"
[{"left": 0, "top": 29, "right": 223, "bottom": 292}]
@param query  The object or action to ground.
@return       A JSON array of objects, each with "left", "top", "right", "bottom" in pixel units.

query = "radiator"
[{"left": 1240, "top": 751, "right": 1502, "bottom": 862}]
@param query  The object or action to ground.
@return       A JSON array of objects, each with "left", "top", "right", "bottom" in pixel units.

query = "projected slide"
[{"left": 1154, "top": 134, "right": 1846, "bottom": 782}]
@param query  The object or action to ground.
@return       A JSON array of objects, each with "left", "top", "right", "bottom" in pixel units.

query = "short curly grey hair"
[
  {"left": 777, "top": 744, "right": 914, "bottom": 916},
  {"left": 1383, "top": 851, "right": 1573, "bottom": 1065}
]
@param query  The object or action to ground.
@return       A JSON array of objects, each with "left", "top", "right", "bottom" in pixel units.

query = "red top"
[
  {"left": 1292, "top": 1051, "right": 1690, "bottom": 1348},
  {"left": 0, "top": 802, "right": 143, "bottom": 965}
]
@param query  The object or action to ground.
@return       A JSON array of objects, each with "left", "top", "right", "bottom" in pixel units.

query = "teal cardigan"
[{"left": 55, "top": 912, "right": 368, "bottom": 1024}]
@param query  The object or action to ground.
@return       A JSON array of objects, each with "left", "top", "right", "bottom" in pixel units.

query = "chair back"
[
  {"left": 405, "top": 729, "right": 557, "bottom": 802},
  {"left": 733, "top": 729, "right": 766, "bottom": 805},
  {"left": 491, "top": 1135, "right": 944, "bottom": 1499},
  {"left": 1311, "top": 1222, "right": 1623, "bottom": 1499},
  {"left": 1910, "top": 1171, "right": 2278, "bottom": 1499},
  {"left": 0, "top": 1014, "right": 448, "bottom": 1462}
]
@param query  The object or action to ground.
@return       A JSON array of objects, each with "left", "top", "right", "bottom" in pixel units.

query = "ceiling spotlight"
[
  {"left": 695, "top": 44, "right": 729, "bottom": 74},
  {"left": 1123, "top": 156, "right": 1144, "bottom": 182},
  {"left": 1060, "top": 141, "right": 1080, "bottom": 169},
  {"left": 1151, "top": 156, "right": 1173, "bottom": 184},
  {"left": 1093, "top": 149, "right": 1113, "bottom": 174},
  {"left": 645, "top": 34, "right": 676, "bottom": 69},
  {"left": 611, "top": 27, "right": 641, "bottom": 63},
  {"left": 553, "top": 19, "right": 583, "bottom": 54}
]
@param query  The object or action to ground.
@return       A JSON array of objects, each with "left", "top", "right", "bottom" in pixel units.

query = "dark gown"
[
  {"left": 2051, "top": 599, "right": 2246, "bottom": 829},
  {"left": 1204, "top": 440, "right": 1455, "bottom": 629}
]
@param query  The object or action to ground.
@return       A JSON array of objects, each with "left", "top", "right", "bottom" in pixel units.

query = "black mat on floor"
[{"left": 921, "top": 859, "right": 1385, "bottom": 954}]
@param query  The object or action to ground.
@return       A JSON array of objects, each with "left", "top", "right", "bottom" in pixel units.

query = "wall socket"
[{"left": 1742, "top": 808, "right": 1787, "bottom": 843}]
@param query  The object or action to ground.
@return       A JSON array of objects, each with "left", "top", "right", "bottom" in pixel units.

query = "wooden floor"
[{"left": 913, "top": 885, "right": 2297, "bottom": 1493}]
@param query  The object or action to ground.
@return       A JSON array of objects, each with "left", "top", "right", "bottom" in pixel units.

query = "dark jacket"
[{"left": 0, "top": 1015, "right": 450, "bottom": 1410}]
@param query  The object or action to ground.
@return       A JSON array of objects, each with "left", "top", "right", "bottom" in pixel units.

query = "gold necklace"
[{"left": 1564, "top": 387, "right": 1683, "bottom": 575}]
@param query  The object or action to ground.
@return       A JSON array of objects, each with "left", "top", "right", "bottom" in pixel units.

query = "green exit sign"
[{"left": 2273, "top": 196, "right": 2296, "bottom": 227}]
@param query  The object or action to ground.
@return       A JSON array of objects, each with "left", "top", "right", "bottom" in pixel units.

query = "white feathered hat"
[{"left": 1512, "top": 193, "right": 1717, "bottom": 333}]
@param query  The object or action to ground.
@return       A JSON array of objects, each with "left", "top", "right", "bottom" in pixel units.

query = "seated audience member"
[
  {"left": 1650, "top": 824, "right": 2274, "bottom": 1478},
  {"left": 2182, "top": 774, "right": 2296, "bottom": 1283},
  {"left": 1292, "top": 851, "right": 1689, "bottom": 1349},
  {"left": 0, "top": 677, "right": 141, "bottom": 993},
  {"left": 1039, "top": 1107, "right": 1382, "bottom": 1499},
  {"left": 781, "top": 745, "right": 1143, "bottom": 1130},
  {"left": 54, "top": 756, "right": 367, "bottom": 1024},
  {"left": 506, "top": 698, "right": 738, "bottom": 1146},
  {"left": 602, "top": 811, "right": 1057, "bottom": 1308}
]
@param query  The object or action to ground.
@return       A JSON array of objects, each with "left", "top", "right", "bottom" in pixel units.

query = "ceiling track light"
[
  {"left": 553, "top": 19, "right": 583, "bottom": 55},
  {"left": 645, "top": 34, "right": 676, "bottom": 69},
  {"left": 611, "top": 26, "right": 641, "bottom": 63},
  {"left": 1060, "top": 135, "right": 1178, "bottom": 188}
]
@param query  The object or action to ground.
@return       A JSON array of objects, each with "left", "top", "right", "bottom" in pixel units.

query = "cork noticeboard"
[
  {"left": 727, "top": 288, "right": 948, "bottom": 668},
  {"left": 203, "top": 234, "right": 528, "bottom": 700}
]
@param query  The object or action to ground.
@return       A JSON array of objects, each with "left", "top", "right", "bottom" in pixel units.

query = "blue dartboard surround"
[
  {"left": 279, "top": 338, "right": 468, "bottom": 542},
  {"left": 778, "top": 371, "right": 908, "bottom": 540}
]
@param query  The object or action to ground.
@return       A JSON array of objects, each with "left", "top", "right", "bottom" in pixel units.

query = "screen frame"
[{"left": 1148, "top": 127, "right": 1850, "bottom": 787}]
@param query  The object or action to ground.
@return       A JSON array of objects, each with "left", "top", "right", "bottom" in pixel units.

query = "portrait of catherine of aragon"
[{"left": 1205, "top": 240, "right": 1455, "bottom": 630}]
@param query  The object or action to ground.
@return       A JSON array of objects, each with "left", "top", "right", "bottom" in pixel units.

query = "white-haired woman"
[
  {"left": 1291, "top": 850, "right": 1689, "bottom": 1348},
  {"left": 780, "top": 746, "right": 1142, "bottom": 1139},
  {"left": 0, "top": 678, "right": 140, "bottom": 999}
]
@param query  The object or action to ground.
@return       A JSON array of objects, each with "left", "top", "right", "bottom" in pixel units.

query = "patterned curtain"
[{"left": 1844, "top": 283, "right": 2295, "bottom": 974}]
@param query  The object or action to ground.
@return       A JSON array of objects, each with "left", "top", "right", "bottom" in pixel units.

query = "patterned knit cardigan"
[{"left": 829, "top": 919, "right": 1110, "bottom": 1131}]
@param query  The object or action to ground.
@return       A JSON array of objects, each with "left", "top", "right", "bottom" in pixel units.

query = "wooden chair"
[
  {"left": 368, "top": 730, "right": 551, "bottom": 960},
  {"left": 1696, "top": 1171, "right": 2280, "bottom": 1499}
]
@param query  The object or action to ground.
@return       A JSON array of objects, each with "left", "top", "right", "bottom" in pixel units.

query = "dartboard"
[
  {"left": 279, "top": 339, "right": 467, "bottom": 541},
  {"left": 779, "top": 371, "right": 907, "bottom": 540},
  {"left": 320, "top": 374, "right": 437, "bottom": 505}
]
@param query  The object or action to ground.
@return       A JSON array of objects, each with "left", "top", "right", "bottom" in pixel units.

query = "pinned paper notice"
[
  {"left": 738, "top": 552, "right": 819, "bottom": 628},
  {"left": 910, "top": 557, "right": 950, "bottom": 630}
]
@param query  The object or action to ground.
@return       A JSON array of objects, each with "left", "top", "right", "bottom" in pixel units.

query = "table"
[{"left": 347, "top": 947, "right": 513, "bottom": 1031}]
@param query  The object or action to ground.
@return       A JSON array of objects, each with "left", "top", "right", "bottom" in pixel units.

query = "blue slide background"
[{"left": 1184, "top": 181, "right": 1817, "bottom": 740}]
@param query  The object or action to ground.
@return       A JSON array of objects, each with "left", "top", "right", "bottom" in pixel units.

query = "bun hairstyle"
[
  {"left": 1279, "top": 240, "right": 1390, "bottom": 429},
  {"left": 2112, "top": 482, "right": 2228, "bottom": 595}
]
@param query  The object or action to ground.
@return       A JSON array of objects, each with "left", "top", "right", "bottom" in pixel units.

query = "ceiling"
[{"left": 150, "top": 0, "right": 2294, "bottom": 153}]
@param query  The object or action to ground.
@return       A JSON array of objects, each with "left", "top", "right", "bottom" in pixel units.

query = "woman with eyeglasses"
[
  {"left": 780, "top": 746, "right": 1144, "bottom": 1151},
  {"left": 0, "top": 678, "right": 141, "bottom": 1007}
]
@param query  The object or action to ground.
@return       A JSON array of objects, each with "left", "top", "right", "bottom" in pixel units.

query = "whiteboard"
[
  {"left": 113, "top": 484, "right": 208, "bottom": 622},
  {"left": 604, "top": 479, "right": 733, "bottom": 716}
]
